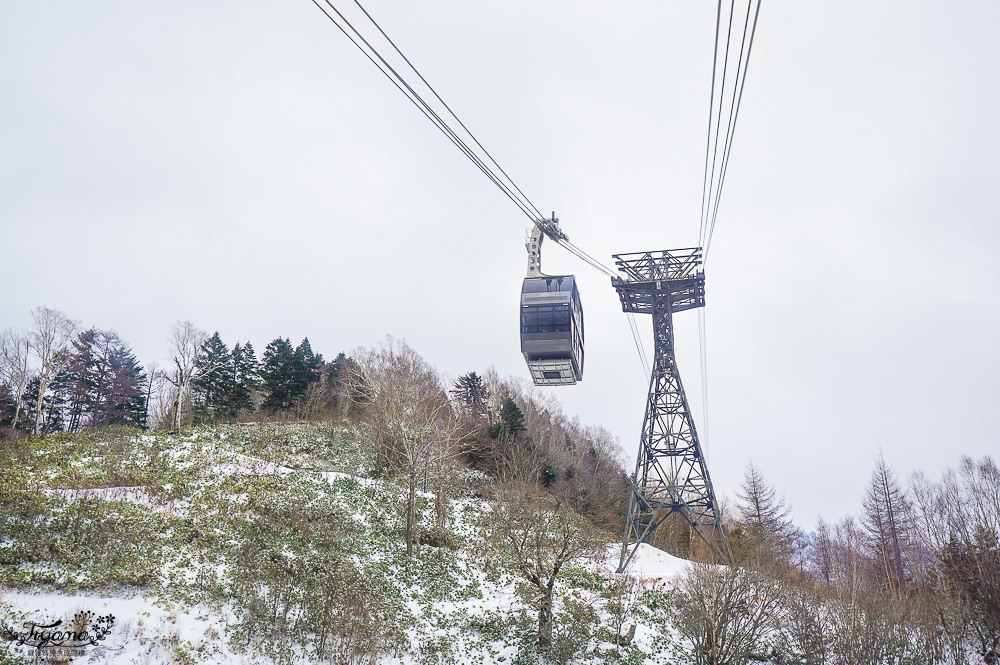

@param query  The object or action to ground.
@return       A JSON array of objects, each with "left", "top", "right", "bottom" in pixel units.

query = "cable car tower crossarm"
[{"left": 614, "top": 248, "right": 729, "bottom": 571}]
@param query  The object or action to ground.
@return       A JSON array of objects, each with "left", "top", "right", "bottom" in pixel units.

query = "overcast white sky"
[{"left": 2, "top": 1, "right": 998, "bottom": 531}]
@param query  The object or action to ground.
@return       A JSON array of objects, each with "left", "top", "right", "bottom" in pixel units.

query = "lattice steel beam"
[{"left": 614, "top": 249, "right": 728, "bottom": 571}]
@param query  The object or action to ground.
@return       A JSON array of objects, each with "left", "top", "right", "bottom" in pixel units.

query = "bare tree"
[
  {"left": 603, "top": 573, "right": 643, "bottom": 651},
  {"left": 735, "top": 460, "right": 800, "bottom": 568},
  {"left": 480, "top": 485, "right": 605, "bottom": 652},
  {"left": 352, "top": 338, "right": 452, "bottom": 556},
  {"left": 164, "top": 321, "right": 208, "bottom": 432},
  {"left": 671, "top": 561, "right": 785, "bottom": 665},
  {"left": 861, "top": 452, "right": 914, "bottom": 592},
  {"left": 28, "top": 307, "right": 77, "bottom": 435},
  {"left": 143, "top": 361, "right": 173, "bottom": 429},
  {"left": 0, "top": 327, "right": 32, "bottom": 430},
  {"left": 430, "top": 411, "right": 466, "bottom": 531},
  {"left": 917, "top": 456, "right": 1000, "bottom": 663}
]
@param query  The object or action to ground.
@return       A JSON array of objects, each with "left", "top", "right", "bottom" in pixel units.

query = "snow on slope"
[{"left": 1, "top": 424, "right": 693, "bottom": 665}]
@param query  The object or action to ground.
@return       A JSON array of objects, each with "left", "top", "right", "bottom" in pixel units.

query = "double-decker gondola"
[{"left": 520, "top": 218, "right": 584, "bottom": 386}]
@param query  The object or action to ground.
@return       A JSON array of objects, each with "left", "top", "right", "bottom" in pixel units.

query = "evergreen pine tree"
[
  {"left": 293, "top": 338, "right": 324, "bottom": 397},
  {"left": 57, "top": 329, "right": 148, "bottom": 430},
  {"left": 261, "top": 337, "right": 297, "bottom": 412},
  {"left": 191, "top": 332, "right": 233, "bottom": 422},
  {"left": 61, "top": 329, "right": 100, "bottom": 431},
  {"left": 104, "top": 344, "right": 147, "bottom": 428},
  {"left": 0, "top": 382, "right": 17, "bottom": 431},
  {"left": 226, "top": 341, "right": 260, "bottom": 417},
  {"left": 488, "top": 397, "right": 526, "bottom": 440},
  {"left": 450, "top": 371, "right": 489, "bottom": 419}
]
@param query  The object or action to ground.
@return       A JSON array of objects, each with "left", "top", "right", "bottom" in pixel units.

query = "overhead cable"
[
  {"left": 310, "top": 0, "right": 542, "bottom": 222},
  {"left": 697, "top": 0, "right": 763, "bottom": 263},
  {"left": 704, "top": 0, "right": 762, "bottom": 258},
  {"left": 350, "top": 0, "right": 547, "bottom": 222}
]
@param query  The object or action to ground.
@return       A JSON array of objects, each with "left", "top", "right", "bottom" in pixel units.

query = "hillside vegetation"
[
  {"left": 0, "top": 423, "right": 684, "bottom": 664},
  {"left": 2, "top": 320, "right": 999, "bottom": 664}
]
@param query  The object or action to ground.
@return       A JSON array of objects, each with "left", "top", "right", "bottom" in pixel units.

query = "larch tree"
[
  {"left": 735, "top": 460, "right": 799, "bottom": 567},
  {"left": 28, "top": 307, "right": 77, "bottom": 436},
  {"left": 861, "top": 453, "right": 914, "bottom": 593}
]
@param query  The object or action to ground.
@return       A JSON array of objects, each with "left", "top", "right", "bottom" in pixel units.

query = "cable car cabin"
[{"left": 520, "top": 275, "right": 584, "bottom": 386}]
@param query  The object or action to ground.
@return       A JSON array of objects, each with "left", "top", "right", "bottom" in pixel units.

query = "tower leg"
[{"left": 617, "top": 293, "right": 727, "bottom": 572}]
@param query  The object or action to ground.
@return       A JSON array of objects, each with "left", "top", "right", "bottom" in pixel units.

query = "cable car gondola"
[{"left": 520, "top": 218, "right": 584, "bottom": 386}]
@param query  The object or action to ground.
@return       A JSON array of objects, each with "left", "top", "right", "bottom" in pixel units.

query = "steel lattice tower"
[{"left": 613, "top": 248, "right": 727, "bottom": 571}]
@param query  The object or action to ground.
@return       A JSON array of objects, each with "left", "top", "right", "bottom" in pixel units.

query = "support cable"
[
  {"left": 698, "top": 0, "right": 723, "bottom": 250},
  {"left": 699, "top": 0, "right": 735, "bottom": 250},
  {"left": 311, "top": 0, "right": 541, "bottom": 222},
  {"left": 628, "top": 313, "right": 651, "bottom": 379},
  {"left": 351, "top": 0, "right": 546, "bottom": 221},
  {"left": 705, "top": 0, "right": 761, "bottom": 258}
]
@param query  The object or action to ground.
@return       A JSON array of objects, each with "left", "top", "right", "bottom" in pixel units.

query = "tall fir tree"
[
  {"left": 55, "top": 329, "right": 148, "bottom": 430},
  {"left": 62, "top": 329, "right": 100, "bottom": 431},
  {"left": 293, "top": 338, "right": 324, "bottom": 396},
  {"left": 0, "top": 382, "right": 17, "bottom": 431},
  {"left": 191, "top": 332, "right": 233, "bottom": 423},
  {"left": 225, "top": 341, "right": 260, "bottom": 417},
  {"left": 450, "top": 371, "right": 489, "bottom": 419},
  {"left": 103, "top": 343, "right": 147, "bottom": 428},
  {"left": 261, "top": 337, "right": 324, "bottom": 413},
  {"left": 261, "top": 338, "right": 297, "bottom": 412}
]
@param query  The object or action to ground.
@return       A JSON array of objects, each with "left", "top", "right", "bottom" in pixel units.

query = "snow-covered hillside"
[{"left": 1, "top": 424, "right": 693, "bottom": 665}]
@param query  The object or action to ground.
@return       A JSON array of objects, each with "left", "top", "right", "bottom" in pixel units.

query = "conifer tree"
[
  {"left": 735, "top": 460, "right": 799, "bottom": 565},
  {"left": 62, "top": 328, "right": 99, "bottom": 431},
  {"left": 861, "top": 453, "right": 914, "bottom": 592},
  {"left": 56, "top": 328, "right": 148, "bottom": 430},
  {"left": 261, "top": 337, "right": 297, "bottom": 412},
  {"left": 103, "top": 344, "right": 147, "bottom": 428},
  {"left": 191, "top": 332, "right": 233, "bottom": 422},
  {"left": 492, "top": 397, "right": 526, "bottom": 440},
  {"left": 293, "top": 338, "right": 324, "bottom": 397},
  {"left": 0, "top": 382, "right": 17, "bottom": 431},
  {"left": 226, "top": 341, "right": 260, "bottom": 416},
  {"left": 450, "top": 371, "right": 489, "bottom": 419}
]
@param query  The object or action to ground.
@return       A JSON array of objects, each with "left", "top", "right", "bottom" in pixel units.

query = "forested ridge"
[{"left": 1, "top": 306, "right": 998, "bottom": 664}]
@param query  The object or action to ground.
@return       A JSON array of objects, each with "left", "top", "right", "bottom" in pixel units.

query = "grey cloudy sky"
[{"left": 2, "top": 1, "right": 998, "bottom": 530}]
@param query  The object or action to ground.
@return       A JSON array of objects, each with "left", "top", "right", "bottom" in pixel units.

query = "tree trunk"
[
  {"left": 12, "top": 388, "right": 23, "bottom": 429},
  {"left": 435, "top": 460, "right": 447, "bottom": 530},
  {"left": 173, "top": 387, "right": 183, "bottom": 433},
  {"left": 33, "top": 374, "right": 49, "bottom": 435},
  {"left": 405, "top": 469, "right": 417, "bottom": 557},
  {"left": 538, "top": 587, "right": 553, "bottom": 651}
]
